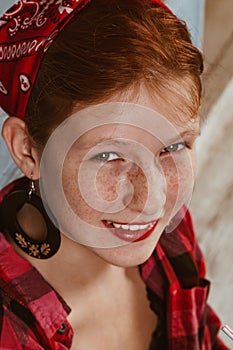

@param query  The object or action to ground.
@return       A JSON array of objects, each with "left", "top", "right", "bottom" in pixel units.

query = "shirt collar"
[{"left": 0, "top": 232, "right": 71, "bottom": 339}]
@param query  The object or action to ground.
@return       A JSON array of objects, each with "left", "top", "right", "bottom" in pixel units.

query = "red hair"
[{"left": 26, "top": 0, "right": 203, "bottom": 148}]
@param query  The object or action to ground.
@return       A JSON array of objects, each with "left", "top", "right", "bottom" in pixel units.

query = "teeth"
[{"left": 107, "top": 221, "right": 154, "bottom": 231}]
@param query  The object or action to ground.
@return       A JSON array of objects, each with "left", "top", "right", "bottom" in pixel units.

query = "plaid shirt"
[{"left": 0, "top": 207, "right": 229, "bottom": 349}]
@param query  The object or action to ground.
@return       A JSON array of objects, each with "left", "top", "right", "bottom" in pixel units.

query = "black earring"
[{"left": 0, "top": 178, "right": 61, "bottom": 259}]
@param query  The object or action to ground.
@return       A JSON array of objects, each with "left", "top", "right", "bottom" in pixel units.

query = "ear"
[{"left": 1, "top": 117, "right": 40, "bottom": 179}]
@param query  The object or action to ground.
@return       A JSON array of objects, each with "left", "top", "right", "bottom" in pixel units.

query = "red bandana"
[
  {"left": 0, "top": 0, "right": 91, "bottom": 120},
  {"left": 0, "top": 0, "right": 170, "bottom": 120}
]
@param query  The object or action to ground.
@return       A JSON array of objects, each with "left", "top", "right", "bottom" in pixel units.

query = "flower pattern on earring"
[{"left": 15, "top": 233, "right": 51, "bottom": 258}]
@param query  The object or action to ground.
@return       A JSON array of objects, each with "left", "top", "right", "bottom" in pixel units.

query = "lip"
[{"left": 102, "top": 220, "right": 159, "bottom": 242}]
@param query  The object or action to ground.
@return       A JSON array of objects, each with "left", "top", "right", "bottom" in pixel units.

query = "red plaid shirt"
[{"left": 0, "top": 207, "right": 229, "bottom": 349}]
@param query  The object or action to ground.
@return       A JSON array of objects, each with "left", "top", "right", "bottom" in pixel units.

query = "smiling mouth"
[{"left": 103, "top": 220, "right": 159, "bottom": 242}]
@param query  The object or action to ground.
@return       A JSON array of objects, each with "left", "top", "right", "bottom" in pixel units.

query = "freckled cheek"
[
  {"left": 61, "top": 155, "right": 92, "bottom": 212},
  {"left": 95, "top": 164, "right": 124, "bottom": 201},
  {"left": 161, "top": 155, "right": 195, "bottom": 204},
  {"left": 62, "top": 165, "right": 104, "bottom": 225},
  {"left": 96, "top": 163, "right": 148, "bottom": 203}
]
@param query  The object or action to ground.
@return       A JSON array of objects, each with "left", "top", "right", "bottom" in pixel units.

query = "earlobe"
[{"left": 2, "top": 117, "right": 40, "bottom": 179}]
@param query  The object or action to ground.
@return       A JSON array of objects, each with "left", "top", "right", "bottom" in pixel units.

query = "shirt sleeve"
[
  {"left": 0, "top": 292, "right": 53, "bottom": 350},
  {"left": 181, "top": 208, "right": 230, "bottom": 350}
]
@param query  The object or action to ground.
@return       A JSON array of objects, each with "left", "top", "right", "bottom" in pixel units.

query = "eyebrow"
[
  {"left": 78, "top": 138, "right": 132, "bottom": 150},
  {"left": 180, "top": 129, "right": 201, "bottom": 138},
  {"left": 78, "top": 128, "right": 200, "bottom": 150},
  {"left": 162, "top": 129, "right": 201, "bottom": 146}
]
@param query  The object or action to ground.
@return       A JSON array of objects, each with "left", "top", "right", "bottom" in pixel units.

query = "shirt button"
[{"left": 57, "top": 322, "right": 68, "bottom": 334}]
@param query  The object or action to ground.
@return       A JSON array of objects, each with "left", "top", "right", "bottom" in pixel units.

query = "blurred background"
[
  {"left": 1, "top": 0, "right": 233, "bottom": 347},
  {"left": 190, "top": 0, "right": 233, "bottom": 348}
]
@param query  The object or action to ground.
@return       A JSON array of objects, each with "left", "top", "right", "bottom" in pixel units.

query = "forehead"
[
  {"left": 51, "top": 80, "right": 199, "bottom": 154},
  {"left": 40, "top": 95, "right": 199, "bottom": 174},
  {"left": 74, "top": 78, "right": 199, "bottom": 128},
  {"left": 61, "top": 100, "right": 199, "bottom": 154},
  {"left": 129, "top": 79, "right": 199, "bottom": 124}
]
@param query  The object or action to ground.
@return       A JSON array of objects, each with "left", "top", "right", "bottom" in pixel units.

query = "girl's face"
[{"left": 39, "top": 86, "right": 199, "bottom": 267}]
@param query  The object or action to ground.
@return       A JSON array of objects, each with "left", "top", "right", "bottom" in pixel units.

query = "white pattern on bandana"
[{"left": 0, "top": 80, "right": 8, "bottom": 95}]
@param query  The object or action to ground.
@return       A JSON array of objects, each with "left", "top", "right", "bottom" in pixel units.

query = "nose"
[{"left": 122, "top": 160, "right": 166, "bottom": 217}]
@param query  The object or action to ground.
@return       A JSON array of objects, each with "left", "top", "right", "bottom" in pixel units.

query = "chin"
[{"left": 93, "top": 238, "right": 158, "bottom": 268}]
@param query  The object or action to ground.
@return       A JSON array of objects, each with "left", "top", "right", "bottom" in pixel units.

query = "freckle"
[{"left": 107, "top": 185, "right": 116, "bottom": 193}]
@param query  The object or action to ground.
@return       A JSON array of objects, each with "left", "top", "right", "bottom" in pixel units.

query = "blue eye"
[
  {"left": 93, "top": 152, "right": 121, "bottom": 162},
  {"left": 161, "top": 142, "right": 186, "bottom": 154}
]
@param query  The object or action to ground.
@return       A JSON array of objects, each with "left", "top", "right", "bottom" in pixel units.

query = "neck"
[
  {"left": 19, "top": 233, "right": 137, "bottom": 299},
  {"left": 9, "top": 233, "right": 153, "bottom": 338}
]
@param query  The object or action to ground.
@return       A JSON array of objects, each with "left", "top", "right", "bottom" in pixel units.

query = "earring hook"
[{"left": 28, "top": 174, "right": 36, "bottom": 200}]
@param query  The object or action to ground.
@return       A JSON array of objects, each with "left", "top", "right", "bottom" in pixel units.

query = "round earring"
[{"left": 0, "top": 177, "right": 61, "bottom": 259}]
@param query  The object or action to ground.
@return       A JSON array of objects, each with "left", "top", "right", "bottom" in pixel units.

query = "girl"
[{"left": 0, "top": 0, "right": 229, "bottom": 349}]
